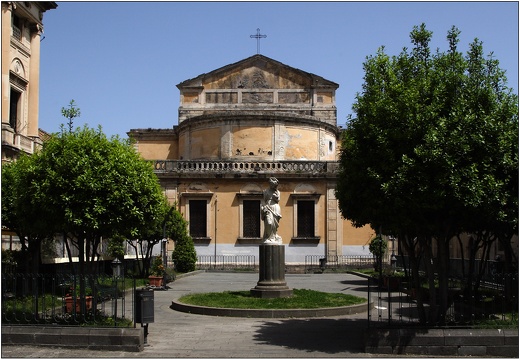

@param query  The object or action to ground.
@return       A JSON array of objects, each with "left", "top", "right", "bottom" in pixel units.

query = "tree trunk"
[
  {"left": 456, "top": 234, "right": 466, "bottom": 278},
  {"left": 77, "top": 236, "right": 87, "bottom": 317},
  {"left": 436, "top": 237, "right": 450, "bottom": 326},
  {"left": 64, "top": 233, "right": 75, "bottom": 275},
  {"left": 400, "top": 234, "right": 427, "bottom": 324},
  {"left": 422, "top": 237, "right": 438, "bottom": 324}
]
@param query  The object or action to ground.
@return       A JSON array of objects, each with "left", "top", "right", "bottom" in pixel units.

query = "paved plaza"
[{"left": 1, "top": 271, "right": 399, "bottom": 358}]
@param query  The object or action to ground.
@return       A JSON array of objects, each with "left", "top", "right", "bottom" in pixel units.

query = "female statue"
[{"left": 261, "top": 177, "right": 282, "bottom": 244}]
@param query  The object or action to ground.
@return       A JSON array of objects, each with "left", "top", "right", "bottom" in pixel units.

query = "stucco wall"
[
  {"left": 187, "top": 127, "right": 221, "bottom": 159},
  {"left": 136, "top": 140, "right": 178, "bottom": 160},
  {"left": 178, "top": 179, "right": 327, "bottom": 245},
  {"left": 232, "top": 125, "right": 273, "bottom": 158},
  {"left": 284, "top": 126, "right": 318, "bottom": 160},
  {"left": 171, "top": 117, "right": 339, "bottom": 161}
]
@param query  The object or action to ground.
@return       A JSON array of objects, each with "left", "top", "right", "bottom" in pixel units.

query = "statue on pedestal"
[
  {"left": 261, "top": 177, "right": 282, "bottom": 244},
  {"left": 251, "top": 177, "right": 292, "bottom": 298}
]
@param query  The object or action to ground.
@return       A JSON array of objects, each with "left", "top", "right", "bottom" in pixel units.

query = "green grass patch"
[
  {"left": 179, "top": 289, "right": 366, "bottom": 309},
  {"left": 352, "top": 268, "right": 377, "bottom": 276},
  {"left": 473, "top": 313, "right": 518, "bottom": 328}
]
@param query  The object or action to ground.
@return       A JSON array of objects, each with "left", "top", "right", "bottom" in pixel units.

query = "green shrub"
[
  {"left": 172, "top": 233, "right": 197, "bottom": 273},
  {"left": 167, "top": 208, "right": 197, "bottom": 273},
  {"left": 369, "top": 236, "right": 387, "bottom": 271}
]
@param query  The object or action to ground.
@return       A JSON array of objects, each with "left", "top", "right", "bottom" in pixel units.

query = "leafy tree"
[
  {"left": 170, "top": 208, "right": 197, "bottom": 273},
  {"left": 37, "top": 124, "right": 165, "bottom": 278},
  {"left": 2, "top": 155, "right": 58, "bottom": 275},
  {"left": 107, "top": 234, "right": 126, "bottom": 261},
  {"left": 126, "top": 198, "right": 169, "bottom": 277},
  {"left": 368, "top": 236, "right": 387, "bottom": 272},
  {"left": 5, "top": 116, "right": 167, "bottom": 311},
  {"left": 336, "top": 24, "right": 518, "bottom": 324},
  {"left": 126, "top": 200, "right": 196, "bottom": 277},
  {"left": 61, "top": 99, "right": 81, "bottom": 133}
]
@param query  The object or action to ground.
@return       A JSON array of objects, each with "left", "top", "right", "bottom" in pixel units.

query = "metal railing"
[
  {"left": 196, "top": 255, "right": 256, "bottom": 270},
  {"left": 2, "top": 273, "right": 132, "bottom": 326},
  {"left": 398, "top": 256, "right": 514, "bottom": 284},
  {"left": 366, "top": 273, "right": 518, "bottom": 328},
  {"left": 305, "top": 255, "right": 376, "bottom": 272},
  {"left": 12, "top": 26, "right": 21, "bottom": 40}
]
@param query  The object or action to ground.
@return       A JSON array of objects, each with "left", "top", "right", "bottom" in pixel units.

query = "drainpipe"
[{"left": 214, "top": 196, "right": 218, "bottom": 269}]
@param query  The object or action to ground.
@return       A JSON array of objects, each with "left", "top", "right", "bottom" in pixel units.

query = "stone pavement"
[{"left": 1, "top": 271, "right": 398, "bottom": 358}]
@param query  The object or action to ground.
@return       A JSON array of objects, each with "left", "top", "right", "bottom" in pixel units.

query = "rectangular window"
[
  {"left": 189, "top": 200, "right": 207, "bottom": 238},
  {"left": 9, "top": 88, "right": 21, "bottom": 131},
  {"left": 297, "top": 200, "right": 315, "bottom": 237},
  {"left": 12, "top": 14, "right": 21, "bottom": 40},
  {"left": 243, "top": 200, "right": 260, "bottom": 238}
]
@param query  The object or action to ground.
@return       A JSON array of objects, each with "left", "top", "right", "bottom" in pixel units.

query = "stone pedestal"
[{"left": 251, "top": 244, "right": 293, "bottom": 298}]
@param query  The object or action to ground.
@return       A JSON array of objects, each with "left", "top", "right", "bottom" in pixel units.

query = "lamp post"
[
  {"left": 379, "top": 239, "right": 383, "bottom": 289},
  {"left": 162, "top": 238, "right": 168, "bottom": 289},
  {"left": 111, "top": 258, "right": 122, "bottom": 326},
  {"left": 111, "top": 258, "right": 122, "bottom": 277},
  {"left": 391, "top": 253, "right": 397, "bottom": 271},
  {"left": 390, "top": 236, "right": 397, "bottom": 272}
]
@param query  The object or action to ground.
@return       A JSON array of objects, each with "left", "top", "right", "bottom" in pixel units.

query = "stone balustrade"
[
  {"left": 2, "top": 126, "right": 41, "bottom": 156},
  {"left": 152, "top": 160, "right": 339, "bottom": 177}
]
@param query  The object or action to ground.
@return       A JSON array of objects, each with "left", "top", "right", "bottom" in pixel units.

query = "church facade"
[{"left": 128, "top": 54, "right": 375, "bottom": 265}]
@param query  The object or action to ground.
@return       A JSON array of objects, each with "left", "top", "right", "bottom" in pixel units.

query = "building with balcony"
[
  {"left": 129, "top": 54, "right": 376, "bottom": 265},
  {"left": 1, "top": 2, "right": 56, "bottom": 253},
  {"left": 1, "top": 1, "right": 57, "bottom": 164}
]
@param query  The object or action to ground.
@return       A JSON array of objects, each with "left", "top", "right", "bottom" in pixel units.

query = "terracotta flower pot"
[
  {"left": 65, "top": 296, "right": 93, "bottom": 313},
  {"left": 148, "top": 276, "right": 163, "bottom": 287}
]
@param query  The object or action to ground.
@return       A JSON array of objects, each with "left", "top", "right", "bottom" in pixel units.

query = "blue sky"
[{"left": 38, "top": 1, "right": 519, "bottom": 138}]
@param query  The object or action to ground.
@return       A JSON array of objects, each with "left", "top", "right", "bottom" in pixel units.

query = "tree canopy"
[
  {"left": 2, "top": 124, "right": 167, "bottom": 276},
  {"left": 2, "top": 154, "right": 57, "bottom": 274},
  {"left": 336, "top": 24, "right": 518, "bottom": 323},
  {"left": 127, "top": 199, "right": 196, "bottom": 277}
]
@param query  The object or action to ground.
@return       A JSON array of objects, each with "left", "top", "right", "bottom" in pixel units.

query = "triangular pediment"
[{"left": 177, "top": 54, "right": 338, "bottom": 91}]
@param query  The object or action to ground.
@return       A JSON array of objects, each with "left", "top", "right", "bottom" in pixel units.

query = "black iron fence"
[
  {"left": 367, "top": 273, "right": 518, "bottom": 328},
  {"left": 196, "top": 255, "right": 256, "bottom": 270},
  {"left": 2, "top": 273, "right": 133, "bottom": 326},
  {"left": 397, "top": 256, "right": 516, "bottom": 284},
  {"left": 305, "top": 255, "right": 376, "bottom": 272}
]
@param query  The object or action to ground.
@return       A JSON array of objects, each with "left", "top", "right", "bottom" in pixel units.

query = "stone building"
[
  {"left": 1, "top": 1, "right": 56, "bottom": 251},
  {"left": 129, "top": 54, "right": 375, "bottom": 265},
  {"left": 1, "top": 1, "right": 56, "bottom": 164}
]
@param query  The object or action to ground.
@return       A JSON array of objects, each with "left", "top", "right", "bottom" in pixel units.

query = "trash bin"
[
  {"left": 319, "top": 258, "right": 327, "bottom": 270},
  {"left": 135, "top": 289, "right": 154, "bottom": 324}
]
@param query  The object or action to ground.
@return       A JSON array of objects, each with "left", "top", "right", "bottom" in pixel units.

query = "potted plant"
[
  {"left": 148, "top": 256, "right": 165, "bottom": 287},
  {"left": 381, "top": 266, "right": 405, "bottom": 291},
  {"left": 64, "top": 285, "right": 93, "bottom": 313}
]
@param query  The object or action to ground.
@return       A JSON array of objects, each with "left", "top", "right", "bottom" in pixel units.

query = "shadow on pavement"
[{"left": 253, "top": 318, "right": 369, "bottom": 354}]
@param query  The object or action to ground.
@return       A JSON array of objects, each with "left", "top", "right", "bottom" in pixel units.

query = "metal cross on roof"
[{"left": 250, "top": 28, "right": 267, "bottom": 54}]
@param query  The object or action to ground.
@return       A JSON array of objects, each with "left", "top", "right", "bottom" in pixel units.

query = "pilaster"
[
  {"left": 27, "top": 23, "right": 42, "bottom": 139},
  {"left": 326, "top": 182, "right": 341, "bottom": 257},
  {"left": 1, "top": 3, "right": 14, "bottom": 126}
]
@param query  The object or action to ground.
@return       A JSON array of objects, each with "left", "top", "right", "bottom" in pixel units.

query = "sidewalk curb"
[{"left": 170, "top": 300, "right": 371, "bottom": 318}]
